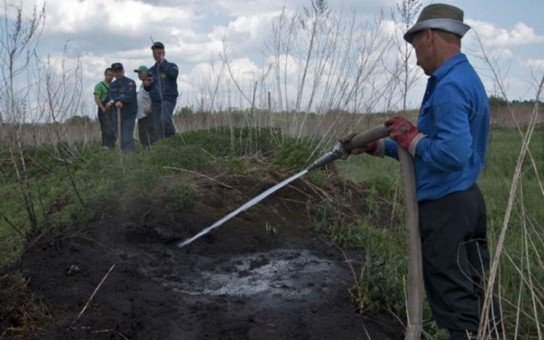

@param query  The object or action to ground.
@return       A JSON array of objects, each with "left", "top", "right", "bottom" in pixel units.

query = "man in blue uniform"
[
  {"left": 341, "top": 4, "right": 501, "bottom": 339},
  {"left": 105, "top": 62, "right": 138, "bottom": 151},
  {"left": 148, "top": 41, "right": 178, "bottom": 141}
]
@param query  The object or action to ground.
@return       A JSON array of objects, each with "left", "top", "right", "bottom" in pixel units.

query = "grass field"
[{"left": 0, "top": 115, "right": 543, "bottom": 338}]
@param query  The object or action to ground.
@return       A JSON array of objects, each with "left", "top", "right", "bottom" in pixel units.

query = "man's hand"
[
  {"left": 385, "top": 116, "right": 419, "bottom": 149},
  {"left": 338, "top": 132, "right": 380, "bottom": 155},
  {"left": 115, "top": 101, "right": 123, "bottom": 109}
]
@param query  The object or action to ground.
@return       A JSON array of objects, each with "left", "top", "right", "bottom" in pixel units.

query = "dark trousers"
[
  {"left": 151, "top": 100, "right": 176, "bottom": 141},
  {"left": 419, "top": 185, "right": 501, "bottom": 336},
  {"left": 97, "top": 105, "right": 116, "bottom": 148},
  {"left": 111, "top": 108, "right": 136, "bottom": 151},
  {"left": 138, "top": 115, "right": 154, "bottom": 148}
]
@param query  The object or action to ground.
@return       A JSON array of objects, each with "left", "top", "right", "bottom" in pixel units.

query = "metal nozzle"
[
  {"left": 305, "top": 125, "right": 390, "bottom": 172},
  {"left": 306, "top": 143, "right": 349, "bottom": 172}
]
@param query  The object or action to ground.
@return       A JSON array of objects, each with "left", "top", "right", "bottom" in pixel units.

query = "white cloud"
[
  {"left": 209, "top": 16, "right": 256, "bottom": 47},
  {"left": 214, "top": 0, "right": 295, "bottom": 17},
  {"left": 44, "top": 0, "right": 194, "bottom": 35},
  {"left": 523, "top": 59, "right": 544, "bottom": 70},
  {"left": 223, "top": 57, "right": 260, "bottom": 78},
  {"left": 468, "top": 20, "right": 544, "bottom": 47}
]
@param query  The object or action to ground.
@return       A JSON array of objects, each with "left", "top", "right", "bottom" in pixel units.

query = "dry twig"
[{"left": 69, "top": 264, "right": 116, "bottom": 328}]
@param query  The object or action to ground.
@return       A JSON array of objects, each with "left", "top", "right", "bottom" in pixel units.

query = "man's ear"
[{"left": 424, "top": 28, "right": 434, "bottom": 43}]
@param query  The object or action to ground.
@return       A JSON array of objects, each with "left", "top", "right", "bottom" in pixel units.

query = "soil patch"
[{"left": 2, "top": 167, "right": 403, "bottom": 339}]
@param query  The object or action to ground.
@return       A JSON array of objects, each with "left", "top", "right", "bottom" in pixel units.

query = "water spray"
[{"left": 177, "top": 124, "right": 390, "bottom": 248}]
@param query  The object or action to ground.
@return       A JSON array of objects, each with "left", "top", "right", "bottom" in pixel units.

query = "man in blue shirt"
[
  {"left": 106, "top": 62, "right": 138, "bottom": 151},
  {"left": 342, "top": 4, "right": 500, "bottom": 339},
  {"left": 148, "top": 41, "right": 178, "bottom": 141}
]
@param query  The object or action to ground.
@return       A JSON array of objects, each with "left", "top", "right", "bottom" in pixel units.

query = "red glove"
[{"left": 385, "top": 116, "right": 420, "bottom": 150}]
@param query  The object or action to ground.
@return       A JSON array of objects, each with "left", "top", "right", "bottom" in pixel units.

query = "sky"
[{"left": 3, "top": 0, "right": 544, "bottom": 118}]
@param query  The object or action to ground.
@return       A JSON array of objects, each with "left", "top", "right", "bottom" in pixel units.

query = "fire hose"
[
  {"left": 309, "top": 124, "right": 423, "bottom": 340},
  {"left": 178, "top": 124, "right": 423, "bottom": 339}
]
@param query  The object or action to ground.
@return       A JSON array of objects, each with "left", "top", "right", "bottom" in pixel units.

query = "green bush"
[
  {"left": 349, "top": 222, "right": 406, "bottom": 314},
  {"left": 168, "top": 127, "right": 280, "bottom": 158},
  {"left": 274, "top": 138, "right": 320, "bottom": 170}
]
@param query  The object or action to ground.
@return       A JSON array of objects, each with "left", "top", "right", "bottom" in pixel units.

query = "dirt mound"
[{"left": 1, "top": 167, "right": 403, "bottom": 339}]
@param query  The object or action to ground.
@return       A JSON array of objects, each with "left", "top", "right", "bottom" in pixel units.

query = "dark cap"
[
  {"left": 111, "top": 62, "right": 124, "bottom": 71},
  {"left": 151, "top": 41, "right": 165, "bottom": 50}
]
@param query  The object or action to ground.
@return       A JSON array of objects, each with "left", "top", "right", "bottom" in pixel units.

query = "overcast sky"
[{"left": 5, "top": 0, "right": 544, "bottom": 117}]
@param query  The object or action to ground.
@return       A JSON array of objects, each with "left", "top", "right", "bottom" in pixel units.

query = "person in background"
[
  {"left": 340, "top": 4, "right": 501, "bottom": 339},
  {"left": 105, "top": 62, "right": 137, "bottom": 151},
  {"left": 148, "top": 41, "right": 178, "bottom": 141},
  {"left": 93, "top": 67, "right": 115, "bottom": 149},
  {"left": 134, "top": 65, "right": 154, "bottom": 147}
]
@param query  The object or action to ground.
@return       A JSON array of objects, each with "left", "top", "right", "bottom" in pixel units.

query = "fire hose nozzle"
[
  {"left": 306, "top": 143, "right": 349, "bottom": 172},
  {"left": 306, "top": 124, "right": 390, "bottom": 172}
]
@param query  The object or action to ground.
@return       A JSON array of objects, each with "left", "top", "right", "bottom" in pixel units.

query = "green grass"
[
  {"left": 1, "top": 123, "right": 542, "bottom": 338},
  {"left": 0, "top": 127, "right": 284, "bottom": 267}
]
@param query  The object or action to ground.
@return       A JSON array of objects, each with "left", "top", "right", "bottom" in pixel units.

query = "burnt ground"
[{"left": 1, "top": 166, "right": 404, "bottom": 340}]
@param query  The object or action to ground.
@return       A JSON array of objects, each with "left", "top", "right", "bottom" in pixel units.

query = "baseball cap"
[
  {"left": 111, "top": 62, "right": 124, "bottom": 71},
  {"left": 134, "top": 65, "right": 148, "bottom": 73},
  {"left": 151, "top": 41, "right": 165, "bottom": 50}
]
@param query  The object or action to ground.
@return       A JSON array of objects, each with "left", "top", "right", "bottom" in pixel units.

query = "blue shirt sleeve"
[
  {"left": 163, "top": 62, "right": 178, "bottom": 80},
  {"left": 384, "top": 139, "right": 399, "bottom": 160}
]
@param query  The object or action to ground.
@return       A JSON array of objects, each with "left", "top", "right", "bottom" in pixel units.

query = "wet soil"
[{"left": 1, "top": 167, "right": 403, "bottom": 339}]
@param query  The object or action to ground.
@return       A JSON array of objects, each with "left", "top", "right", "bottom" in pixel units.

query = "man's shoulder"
[
  {"left": 162, "top": 59, "right": 178, "bottom": 69},
  {"left": 444, "top": 60, "right": 482, "bottom": 88},
  {"left": 94, "top": 81, "right": 107, "bottom": 89},
  {"left": 434, "top": 66, "right": 486, "bottom": 104},
  {"left": 124, "top": 78, "right": 137, "bottom": 92},
  {"left": 110, "top": 79, "right": 124, "bottom": 90}
]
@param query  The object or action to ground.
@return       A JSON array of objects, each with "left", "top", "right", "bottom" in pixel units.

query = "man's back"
[{"left": 412, "top": 53, "right": 489, "bottom": 201}]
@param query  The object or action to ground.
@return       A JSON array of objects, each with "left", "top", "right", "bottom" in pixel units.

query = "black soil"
[{"left": 1, "top": 167, "right": 404, "bottom": 339}]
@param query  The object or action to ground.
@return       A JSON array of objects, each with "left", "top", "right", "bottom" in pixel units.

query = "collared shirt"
[
  {"left": 384, "top": 53, "right": 490, "bottom": 201},
  {"left": 108, "top": 76, "right": 138, "bottom": 114},
  {"left": 148, "top": 59, "right": 179, "bottom": 103}
]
